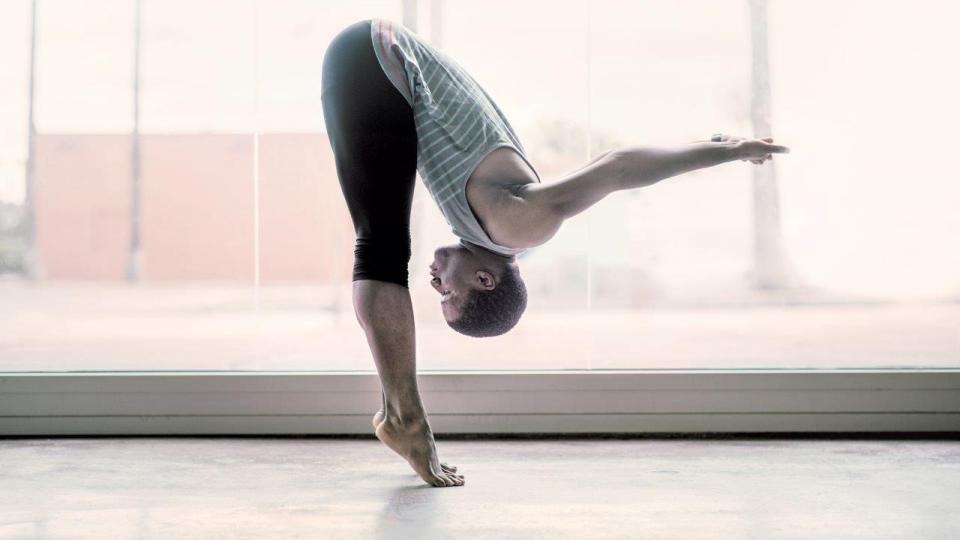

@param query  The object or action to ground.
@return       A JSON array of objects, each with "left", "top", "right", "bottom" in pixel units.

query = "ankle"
[
  {"left": 383, "top": 395, "right": 426, "bottom": 422},
  {"left": 382, "top": 410, "right": 429, "bottom": 430}
]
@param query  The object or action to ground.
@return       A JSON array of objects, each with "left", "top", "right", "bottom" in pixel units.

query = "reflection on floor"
[
  {"left": 1, "top": 437, "right": 958, "bottom": 539},
  {"left": 2, "top": 282, "right": 958, "bottom": 371}
]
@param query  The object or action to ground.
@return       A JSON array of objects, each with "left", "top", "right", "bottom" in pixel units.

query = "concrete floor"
[{"left": 1, "top": 438, "right": 958, "bottom": 540}]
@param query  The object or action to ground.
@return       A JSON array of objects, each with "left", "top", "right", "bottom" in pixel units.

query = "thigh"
[{"left": 321, "top": 20, "right": 418, "bottom": 285}]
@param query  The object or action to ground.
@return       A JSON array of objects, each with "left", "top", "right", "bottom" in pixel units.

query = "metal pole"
[
  {"left": 749, "top": 0, "right": 789, "bottom": 289},
  {"left": 127, "top": 0, "right": 142, "bottom": 281},
  {"left": 585, "top": 0, "right": 592, "bottom": 316},
  {"left": 23, "top": 0, "right": 39, "bottom": 280},
  {"left": 253, "top": 0, "right": 260, "bottom": 313}
]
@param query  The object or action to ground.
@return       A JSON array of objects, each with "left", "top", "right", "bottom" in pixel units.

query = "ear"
[{"left": 474, "top": 270, "right": 496, "bottom": 291}]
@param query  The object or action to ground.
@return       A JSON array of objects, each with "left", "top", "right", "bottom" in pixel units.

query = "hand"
[{"left": 710, "top": 134, "right": 790, "bottom": 164}]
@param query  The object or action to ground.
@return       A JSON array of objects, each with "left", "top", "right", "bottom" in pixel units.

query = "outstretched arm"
[
  {"left": 612, "top": 136, "right": 789, "bottom": 193},
  {"left": 510, "top": 136, "right": 789, "bottom": 245}
]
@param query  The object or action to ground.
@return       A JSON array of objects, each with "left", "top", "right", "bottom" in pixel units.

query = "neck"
[{"left": 459, "top": 239, "right": 516, "bottom": 264}]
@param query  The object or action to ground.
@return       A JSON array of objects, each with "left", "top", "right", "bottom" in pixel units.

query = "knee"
[{"left": 352, "top": 235, "right": 411, "bottom": 288}]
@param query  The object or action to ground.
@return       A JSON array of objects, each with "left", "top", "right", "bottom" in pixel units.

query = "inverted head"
[{"left": 429, "top": 242, "right": 528, "bottom": 337}]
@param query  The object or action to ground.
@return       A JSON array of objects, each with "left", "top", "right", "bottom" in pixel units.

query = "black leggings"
[{"left": 321, "top": 19, "right": 417, "bottom": 289}]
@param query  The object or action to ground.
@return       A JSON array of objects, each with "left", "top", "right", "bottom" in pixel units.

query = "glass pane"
[
  {"left": 412, "top": 1, "right": 593, "bottom": 369},
  {"left": 257, "top": 0, "right": 595, "bottom": 370},
  {"left": 3, "top": 1, "right": 956, "bottom": 372},
  {"left": 2, "top": 0, "right": 260, "bottom": 370},
  {"left": 587, "top": 0, "right": 960, "bottom": 368},
  {"left": 253, "top": 1, "right": 401, "bottom": 370}
]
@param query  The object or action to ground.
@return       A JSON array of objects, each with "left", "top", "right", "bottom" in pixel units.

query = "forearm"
[
  {"left": 515, "top": 141, "right": 745, "bottom": 241},
  {"left": 614, "top": 141, "right": 741, "bottom": 191},
  {"left": 352, "top": 280, "right": 425, "bottom": 420}
]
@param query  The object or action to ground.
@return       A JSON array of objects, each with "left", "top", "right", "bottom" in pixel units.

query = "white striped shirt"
[{"left": 369, "top": 18, "right": 540, "bottom": 256}]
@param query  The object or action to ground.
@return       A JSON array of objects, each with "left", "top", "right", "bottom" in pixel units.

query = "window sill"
[{"left": 2, "top": 369, "right": 958, "bottom": 435}]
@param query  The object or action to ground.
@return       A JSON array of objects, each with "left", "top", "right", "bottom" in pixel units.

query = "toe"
[
  {"left": 442, "top": 473, "right": 459, "bottom": 487},
  {"left": 440, "top": 462, "right": 458, "bottom": 473},
  {"left": 430, "top": 469, "right": 453, "bottom": 487}
]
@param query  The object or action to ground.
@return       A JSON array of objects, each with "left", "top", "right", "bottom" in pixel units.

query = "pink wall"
[
  {"left": 35, "top": 133, "right": 353, "bottom": 282},
  {"left": 35, "top": 135, "right": 131, "bottom": 280},
  {"left": 141, "top": 134, "right": 254, "bottom": 281},
  {"left": 257, "top": 134, "right": 352, "bottom": 282}
]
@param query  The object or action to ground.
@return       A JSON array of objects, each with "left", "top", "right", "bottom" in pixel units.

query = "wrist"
[{"left": 712, "top": 140, "right": 743, "bottom": 162}]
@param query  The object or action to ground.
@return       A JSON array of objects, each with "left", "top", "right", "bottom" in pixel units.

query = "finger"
[{"left": 765, "top": 144, "right": 790, "bottom": 153}]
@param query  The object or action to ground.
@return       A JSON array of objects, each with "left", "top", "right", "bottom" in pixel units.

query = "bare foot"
[
  {"left": 375, "top": 415, "right": 464, "bottom": 487},
  {"left": 372, "top": 409, "right": 457, "bottom": 474},
  {"left": 373, "top": 392, "right": 386, "bottom": 430}
]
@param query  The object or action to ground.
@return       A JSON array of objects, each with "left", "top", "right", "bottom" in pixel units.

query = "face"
[{"left": 429, "top": 243, "right": 497, "bottom": 322}]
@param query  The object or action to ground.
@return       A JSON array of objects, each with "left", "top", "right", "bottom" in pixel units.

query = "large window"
[{"left": 1, "top": 0, "right": 957, "bottom": 372}]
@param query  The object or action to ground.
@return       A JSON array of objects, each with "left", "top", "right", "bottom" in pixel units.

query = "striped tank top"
[{"left": 368, "top": 18, "right": 541, "bottom": 257}]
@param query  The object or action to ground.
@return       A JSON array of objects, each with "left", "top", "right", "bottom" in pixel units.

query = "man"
[{"left": 321, "top": 18, "right": 789, "bottom": 488}]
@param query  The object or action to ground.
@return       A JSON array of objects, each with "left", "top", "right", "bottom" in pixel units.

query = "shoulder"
[{"left": 481, "top": 182, "right": 563, "bottom": 249}]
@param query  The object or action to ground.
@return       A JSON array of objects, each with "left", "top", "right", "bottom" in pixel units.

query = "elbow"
[
  {"left": 601, "top": 149, "right": 627, "bottom": 190},
  {"left": 609, "top": 147, "right": 661, "bottom": 190}
]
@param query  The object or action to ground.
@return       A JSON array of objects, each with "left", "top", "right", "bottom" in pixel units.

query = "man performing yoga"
[{"left": 321, "top": 18, "right": 789, "bottom": 488}]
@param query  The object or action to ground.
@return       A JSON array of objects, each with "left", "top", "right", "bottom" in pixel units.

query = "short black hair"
[{"left": 447, "top": 264, "right": 527, "bottom": 338}]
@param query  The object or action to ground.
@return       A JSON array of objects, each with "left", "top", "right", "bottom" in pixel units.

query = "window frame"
[{"left": 2, "top": 369, "right": 958, "bottom": 435}]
